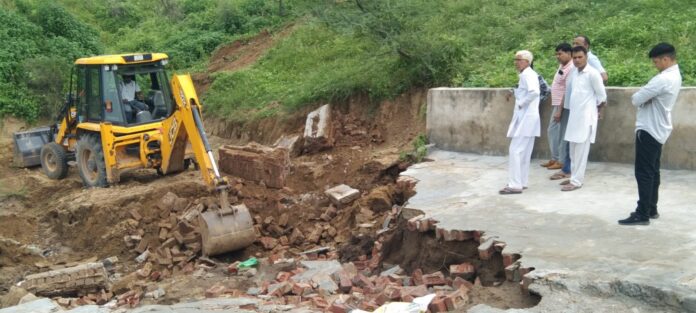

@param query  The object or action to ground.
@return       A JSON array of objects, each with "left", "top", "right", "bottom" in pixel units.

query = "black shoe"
[
  {"left": 618, "top": 213, "right": 650, "bottom": 226},
  {"left": 650, "top": 213, "right": 660, "bottom": 219}
]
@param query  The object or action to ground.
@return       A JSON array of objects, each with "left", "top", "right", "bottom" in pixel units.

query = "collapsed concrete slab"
[
  {"left": 218, "top": 143, "right": 290, "bottom": 189},
  {"left": 303, "top": 104, "right": 334, "bottom": 153}
]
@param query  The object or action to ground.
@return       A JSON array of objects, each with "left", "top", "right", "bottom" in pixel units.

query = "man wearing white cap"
[{"left": 500, "top": 50, "right": 540, "bottom": 194}]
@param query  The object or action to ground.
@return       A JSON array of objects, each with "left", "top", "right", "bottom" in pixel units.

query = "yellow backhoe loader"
[{"left": 12, "top": 53, "right": 255, "bottom": 256}]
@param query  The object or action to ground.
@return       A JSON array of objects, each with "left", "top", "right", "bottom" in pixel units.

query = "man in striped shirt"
[{"left": 541, "top": 43, "right": 574, "bottom": 170}]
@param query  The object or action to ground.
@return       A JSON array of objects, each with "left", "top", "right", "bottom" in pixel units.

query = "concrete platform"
[{"left": 402, "top": 150, "right": 696, "bottom": 312}]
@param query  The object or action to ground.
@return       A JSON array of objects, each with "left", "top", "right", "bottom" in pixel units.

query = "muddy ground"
[{"left": 0, "top": 29, "right": 539, "bottom": 312}]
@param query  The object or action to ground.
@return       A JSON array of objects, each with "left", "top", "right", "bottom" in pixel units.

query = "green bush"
[{"left": 0, "top": 2, "right": 101, "bottom": 121}]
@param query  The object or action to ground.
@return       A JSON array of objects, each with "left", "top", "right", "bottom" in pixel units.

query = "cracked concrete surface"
[{"left": 402, "top": 150, "right": 696, "bottom": 313}]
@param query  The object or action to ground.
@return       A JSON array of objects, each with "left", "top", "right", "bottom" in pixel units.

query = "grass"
[
  {"left": 203, "top": 0, "right": 696, "bottom": 121},
  {"left": 3, "top": 0, "right": 696, "bottom": 123}
]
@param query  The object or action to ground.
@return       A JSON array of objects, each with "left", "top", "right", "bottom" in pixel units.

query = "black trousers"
[{"left": 634, "top": 130, "right": 662, "bottom": 219}]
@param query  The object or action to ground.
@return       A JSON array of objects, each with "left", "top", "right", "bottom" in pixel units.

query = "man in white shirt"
[
  {"left": 500, "top": 50, "right": 540, "bottom": 195},
  {"left": 619, "top": 43, "right": 682, "bottom": 226},
  {"left": 552, "top": 35, "right": 609, "bottom": 183},
  {"left": 561, "top": 46, "right": 606, "bottom": 191},
  {"left": 120, "top": 75, "right": 148, "bottom": 112},
  {"left": 573, "top": 35, "right": 608, "bottom": 84}
]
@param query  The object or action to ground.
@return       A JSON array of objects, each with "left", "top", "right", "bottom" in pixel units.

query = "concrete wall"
[{"left": 427, "top": 87, "right": 696, "bottom": 170}]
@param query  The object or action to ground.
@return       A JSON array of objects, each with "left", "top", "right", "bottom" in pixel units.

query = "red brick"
[
  {"left": 292, "top": 282, "right": 313, "bottom": 296},
  {"left": 519, "top": 266, "right": 534, "bottom": 277},
  {"left": 374, "top": 292, "right": 388, "bottom": 306},
  {"left": 360, "top": 301, "right": 379, "bottom": 311},
  {"left": 205, "top": 283, "right": 227, "bottom": 298},
  {"left": 429, "top": 296, "right": 448, "bottom": 313},
  {"left": 276, "top": 271, "right": 292, "bottom": 282},
  {"left": 452, "top": 277, "right": 474, "bottom": 292},
  {"left": 435, "top": 227, "right": 445, "bottom": 240},
  {"left": 352, "top": 273, "right": 374, "bottom": 289},
  {"left": 400, "top": 285, "right": 429, "bottom": 300},
  {"left": 338, "top": 273, "right": 352, "bottom": 293},
  {"left": 383, "top": 285, "right": 401, "bottom": 300},
  {"left": 411, "top": 268, "right": 424, "bottom": 285},
  {"left": 278, "top": 213, "right": 289, "bottom": 227},
  {"left": 130, "top": 209, "right": 142, "bottom": 221},
  {"left": 258, "top": 236, "right": 278, "bottom": 250},
  {"left": 449, "top": 262, "right": 476, "bottom": 280},
  {"left": 452, "top": 230, "right": 474, "bottom": 241},
  {"left": 505, "top": 263, "right": 521, "bottom": 282},
  {"left": 328, "top": 303, "right": 349, "bottom": 313},
  {"left": 494, "top": 242, "right": 507, "bottom": 252},
  {"left": 502, "top": 253, "right": 521, "bottom": 267},
  {"left": 285, "top": 295, "right": 301, "bottom": 305},
  {"left": 311, "top": 297, "right": 329, "bottom": 309},
  {"left": 268, "top": 282, "right": 293, "bottom": 297},
  {"left": 253, "top": 215, "right": 263, "bottom": 225},
  {"left": 520, "top": 276, "right": 534, "bottom": 294},
  {"left": 227, "top": 261, "right": 240, "bottom": 274},
  {"left": 422, "top": 271, "right": 447, "bottom": 286},
  {"left": 444, "top": 288, "right": 468, "bottom": 311},
  {"left": 478, "top": 238, "right": 496, "bottom": 260}
]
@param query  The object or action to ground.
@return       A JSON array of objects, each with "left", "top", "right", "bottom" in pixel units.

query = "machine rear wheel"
[
  {"left": 40, "top": 142, "right": 68, "bottom": 179},
  {"left": 76, "top": 135, "right": 108, "bottom": 187}
]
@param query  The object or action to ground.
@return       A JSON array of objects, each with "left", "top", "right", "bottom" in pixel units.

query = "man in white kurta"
[
  {"left": 500, "top": 50, "right": 540, "bottom": 195},
  {"left": 562, "top": 46, "right": 607, "bottom": 191}
]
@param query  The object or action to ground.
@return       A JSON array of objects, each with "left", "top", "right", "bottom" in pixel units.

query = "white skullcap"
[{"left": 515, "top": 50, "right": 534, "bottom": 63}]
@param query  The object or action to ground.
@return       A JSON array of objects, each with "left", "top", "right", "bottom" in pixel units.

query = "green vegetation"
[
  {"left": 1, "top": 0, "right": 695, "bottom": 122},
  {"left": 205, "top": 0, "right": 696, "bottom": 120},
  {"left": 0, "top": 0, "right": 309, "bottom": 122},
  {"left": 400, "top": 133, "right": 429, "bottom": 163}
]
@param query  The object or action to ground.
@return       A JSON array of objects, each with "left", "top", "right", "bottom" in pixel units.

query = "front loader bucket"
[{"left": 12, "top": 127, "right": 52, "bottom": 168}]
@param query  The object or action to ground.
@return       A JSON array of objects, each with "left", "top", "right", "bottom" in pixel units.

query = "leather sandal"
[
  {"left": 561, "top": 184, "right": 582, "bottom": 192},
  {"left": 550, "top": 172, "right": 570, "bottom": 180},
  {"left": 499, "top": 187, "right": 523, "bottom": 195}
]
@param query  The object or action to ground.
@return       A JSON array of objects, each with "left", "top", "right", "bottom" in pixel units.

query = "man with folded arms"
[{"left": 619, "top": 43, "right": 682, "bottom": 226}]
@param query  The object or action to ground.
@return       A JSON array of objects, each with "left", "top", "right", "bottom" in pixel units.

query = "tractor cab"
[{"left": 73, "top": 53, "right": 175, "bottom": 126}]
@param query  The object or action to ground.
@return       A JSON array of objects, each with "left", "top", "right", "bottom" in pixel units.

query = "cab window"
[{"left": 85, "top": 67, "right": 102, "bottom": 122}]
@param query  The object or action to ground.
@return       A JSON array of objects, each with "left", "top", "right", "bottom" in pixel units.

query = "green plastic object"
[{"left": 238, "top": 257, "right": 258, "bottom": 268}]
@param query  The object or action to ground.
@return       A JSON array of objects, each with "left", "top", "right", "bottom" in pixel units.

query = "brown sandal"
[
  {"left": 561, "top": 184, "right": 582, "bottom": 192},
  {"left": 499, "top": 187, "right": 523, "bottom": 195},
  {"left": 559, "top": 179, "right": 571, "bottom": 185},
  {"left": 550, "top": 172, "right": 570, "bottom": 180}
]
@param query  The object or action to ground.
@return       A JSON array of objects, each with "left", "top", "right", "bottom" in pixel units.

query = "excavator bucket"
[
  {"left": 198, "top": 193, "right": 256, "bottom": 256},
  {"left": 12, "top": 126, "right": 52, "bottom": 168}
]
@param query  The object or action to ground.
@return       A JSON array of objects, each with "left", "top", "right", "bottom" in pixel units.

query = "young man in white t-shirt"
[{"left": 119, "top": 75, "right": 148, "bottom": 112}]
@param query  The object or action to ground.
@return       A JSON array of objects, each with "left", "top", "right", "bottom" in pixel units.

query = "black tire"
[
  {"left": 40, "top": 142, "right": 68, "bottom": 180},
  {"left": 76, "top": 135, "right": 108, "bottom": 187}
]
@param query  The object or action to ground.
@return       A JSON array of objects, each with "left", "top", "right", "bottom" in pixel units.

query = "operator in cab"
[{"left": 120, "top": 74, "right": 148, "bottom": 113}]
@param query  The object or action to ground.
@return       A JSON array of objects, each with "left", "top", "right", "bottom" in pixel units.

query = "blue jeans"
[{"left": 562, "top": 142, "right": 571, "bottom": 174}]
